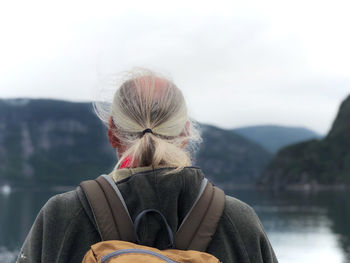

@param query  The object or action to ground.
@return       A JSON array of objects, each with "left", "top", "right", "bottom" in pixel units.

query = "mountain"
[
  {"left": 198, "top": 125, "right": 272, "bottom": 184},
  {"left": 0, "top": 99, "right": 115, "bottom": 186},
  {"left": 0, "top": 99, "right": 272, "bottom": 186},
  {"left": 259, "top": 95, "right": 350, "bottom": 189},
  {"left": 233, "top": 125, "right": 322, "bottom": 153}
]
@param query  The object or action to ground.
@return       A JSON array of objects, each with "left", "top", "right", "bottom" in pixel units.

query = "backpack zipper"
[{"left": 101, "top": 248, "right": 179, "bottom": 263}]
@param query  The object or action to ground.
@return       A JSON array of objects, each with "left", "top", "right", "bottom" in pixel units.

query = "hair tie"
[{"left": 142, "top": 128, "right": 153, "bottom": 135}]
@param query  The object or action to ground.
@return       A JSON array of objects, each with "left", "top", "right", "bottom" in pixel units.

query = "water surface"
[{"left": 1, "top": 187, "right": 349, "bottom": 263}]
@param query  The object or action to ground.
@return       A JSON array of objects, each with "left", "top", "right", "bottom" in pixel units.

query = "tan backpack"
[{"left": 80, "top": 175, "right": 225, "bottom": 263}]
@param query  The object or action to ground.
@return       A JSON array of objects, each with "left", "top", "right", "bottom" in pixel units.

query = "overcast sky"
[{"left": 0, "top": 0, "right": 349, "bottom": 134}]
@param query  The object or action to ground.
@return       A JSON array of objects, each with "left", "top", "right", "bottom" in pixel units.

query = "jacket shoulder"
[
  {"left": 41, "top": 189, "right": 82, "bottom": 218},
  {"left": 18, "top": 187, "right": 99, "bottom": 263},
  {"left": 223, "top": 195, "right": 263, "bottom": 231},
  {"left": 217, "top": 195, "right": 278, "bottom": 263}
]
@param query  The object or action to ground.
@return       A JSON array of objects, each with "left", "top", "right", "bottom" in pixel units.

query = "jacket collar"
[{"left": 109, "top": 165, "right": 170, "bottom": 183}]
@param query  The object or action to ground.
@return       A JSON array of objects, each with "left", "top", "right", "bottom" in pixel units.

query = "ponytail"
[{"left": 94, "top": 68, "right": 201, "bottom": 172}]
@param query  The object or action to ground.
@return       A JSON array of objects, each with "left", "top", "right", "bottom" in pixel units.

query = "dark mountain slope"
[
  {"left": 198, "top": 125, "right": 272, "bottom": 184},
  {"left": 259, "top": 95, "right": 350, "bottom": 189},
  {"left": 0, "top": 99, "right": 115, "bottom": 186}
]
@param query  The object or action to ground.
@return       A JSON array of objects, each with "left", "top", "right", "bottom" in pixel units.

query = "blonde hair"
[{"left": 94, "top": 68, "right": 201, "bottom": 173}]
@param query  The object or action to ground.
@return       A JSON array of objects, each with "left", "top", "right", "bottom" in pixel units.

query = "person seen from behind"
[{"left": 18, "top": 68, "right": 278, "bottom": 263}]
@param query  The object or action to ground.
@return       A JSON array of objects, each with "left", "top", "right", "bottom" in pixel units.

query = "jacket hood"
[{"left": 112, "top": 167, "right": 205, "bottom": 249}]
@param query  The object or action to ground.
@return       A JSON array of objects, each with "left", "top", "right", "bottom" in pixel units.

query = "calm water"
[{"left": 1, "top": 187, "right": 350, "bottom": 263}]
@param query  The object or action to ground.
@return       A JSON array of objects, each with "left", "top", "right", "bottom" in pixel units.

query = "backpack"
[{"left": 80, "top": 174, "right": 225, "bottom": 263}]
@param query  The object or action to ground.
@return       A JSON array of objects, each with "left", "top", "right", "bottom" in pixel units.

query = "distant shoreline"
[
  {"left": 255, "top": 183, "right": 350, "bottom": 192},
  {"left": 218, "top": 182, "right": 350, "bottom": 192},
  {"left": 2, "top": 182, "right": 350, "bottom": 194},
  {"left": 0, "top": 184, "right": 75, "bottom": 194}
]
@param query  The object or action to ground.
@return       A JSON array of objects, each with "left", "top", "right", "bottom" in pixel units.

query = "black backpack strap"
[
  {"left": 134, "top": 209, "right": 175, "bottom": 249},
  {"left": 175, "top": 179, "right": 226, "bottom": 251},
  {"left": 80, "top": 175, "right": 136, "bottom": 242}
]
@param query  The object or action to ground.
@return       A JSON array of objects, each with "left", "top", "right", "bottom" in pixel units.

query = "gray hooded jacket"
[{"left": 18, "top": 167, "right": 278, "bottom": 263}]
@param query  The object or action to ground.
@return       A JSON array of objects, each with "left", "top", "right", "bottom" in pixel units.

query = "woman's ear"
[
  {"left": 184, "top": 120, "right": 190, "bottom": 136},
  {"left": 108, "top": 117, "right": 120, "bottom": 148},
  {"left": 180, "top": 121, "right": 190, "bottom": 136}
]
